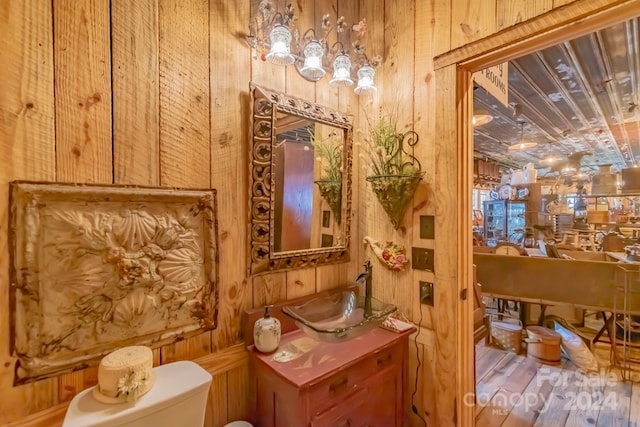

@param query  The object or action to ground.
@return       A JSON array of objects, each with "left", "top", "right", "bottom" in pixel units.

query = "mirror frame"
[{"left": 248, "top": 83, "right": 353, "bottom": 275}]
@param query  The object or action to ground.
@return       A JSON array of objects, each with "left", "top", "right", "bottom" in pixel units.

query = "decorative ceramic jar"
[{"left": 253, "top": 305, "right": 281, "bottom": 353}]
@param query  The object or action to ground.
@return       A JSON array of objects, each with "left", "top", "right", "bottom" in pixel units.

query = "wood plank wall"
[{"left": 0, "top": 0, "right": 629, "bottom": 426}]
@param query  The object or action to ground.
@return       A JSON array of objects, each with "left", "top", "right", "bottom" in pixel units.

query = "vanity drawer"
[
  {"left": 364, "top": 340, "right": 403, "bottom": 372},
  {"left": 306, "top": 366, "right": 365, "bottom": 415},
  {"left": 306, "top": 341, "right": 403, "bottom": 415},
  {"left": 309, "top": 388, "right": 370, "bottom": 427}
]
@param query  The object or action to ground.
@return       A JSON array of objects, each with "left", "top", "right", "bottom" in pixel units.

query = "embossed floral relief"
[{"left": 10, "top": 182, "right": 218, "bottom": 384}]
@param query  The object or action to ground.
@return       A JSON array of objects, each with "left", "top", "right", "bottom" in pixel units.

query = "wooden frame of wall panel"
[{"left": 433, "top": 1, "right": 640, "bottom": 426}]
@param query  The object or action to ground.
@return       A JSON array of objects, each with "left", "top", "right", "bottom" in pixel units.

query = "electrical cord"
[{"left": 411, "top": 301, "right": 428, "bottom": 427}]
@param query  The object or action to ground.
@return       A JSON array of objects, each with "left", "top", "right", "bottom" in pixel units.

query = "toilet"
[{"left": 62, "top": 360, "right": 212, "bottom": 427}]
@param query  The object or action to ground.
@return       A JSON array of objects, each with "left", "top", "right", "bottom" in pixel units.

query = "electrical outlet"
[
  {"left": 412, "top": 247, "right": 434, "bottom": 271},
  {"left": 419, "top": 281, "right": 433, "bottom": 305}
]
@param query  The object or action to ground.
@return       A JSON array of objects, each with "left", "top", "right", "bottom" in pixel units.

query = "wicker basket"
[{"left": 490, "top": 316, "right": 523, "bottom": 354}]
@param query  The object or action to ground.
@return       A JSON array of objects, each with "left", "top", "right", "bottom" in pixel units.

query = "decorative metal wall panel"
[{"left": 9, "top": 182, "right": 219, "bottom": 384}]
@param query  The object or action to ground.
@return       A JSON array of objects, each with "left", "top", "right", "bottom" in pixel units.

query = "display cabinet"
[{"left": 483, "top": 200, "right": 527, "bottom": 246}]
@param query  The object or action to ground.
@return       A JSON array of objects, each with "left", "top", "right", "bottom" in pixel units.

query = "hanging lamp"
[{"left": 508, "top": 122, "right": 537, "bottom": 150}]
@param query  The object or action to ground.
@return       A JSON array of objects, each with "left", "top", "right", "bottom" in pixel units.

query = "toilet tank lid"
[{"left": 63, "top": 361, "right": 212, "bottom": 427}]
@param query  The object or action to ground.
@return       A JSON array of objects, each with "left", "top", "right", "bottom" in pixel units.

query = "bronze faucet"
[{"left": 356, "top": 260, "right": 373, "bottom": 318}]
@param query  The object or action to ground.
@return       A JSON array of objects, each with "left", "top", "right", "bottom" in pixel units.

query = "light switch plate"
[{"left": 420, "top": 215, "right": 435, "bottom": 239}]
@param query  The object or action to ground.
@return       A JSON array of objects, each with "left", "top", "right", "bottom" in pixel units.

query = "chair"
[{"left": 473, "top": 265, "right": 491, "bottom": 344}]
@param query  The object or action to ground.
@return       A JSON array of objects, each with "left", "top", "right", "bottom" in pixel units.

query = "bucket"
[{"left": 526, "top": 326, "right": 561, "bottom": 365}]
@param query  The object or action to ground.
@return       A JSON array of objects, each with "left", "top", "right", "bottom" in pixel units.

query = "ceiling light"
[
  {"left": 541, "top": 142, "right": 560, "bottom": 164},
  {"left": 247, "top": 3, "right": 381, "bottom": 95},
  {"left": 472, "top": 114, "right": 493, "bottom": 126},
  {"left": 472, "top": 108, "right": 493, "bottom": 126},
  {"left": 508, "top": 122, "right": 537, "bottom": 151}
]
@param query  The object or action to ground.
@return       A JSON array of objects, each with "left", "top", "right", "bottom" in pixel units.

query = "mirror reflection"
[
  {"left": 248, "top": 84, "right": 353, "bottom": 275},
  {"left": 273, "top": 113, "right": 345, "bottom": 253}
]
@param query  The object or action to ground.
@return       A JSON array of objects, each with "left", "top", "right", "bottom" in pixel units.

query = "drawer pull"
[
  {"left": 329, "top": 377, "right": 348, "bottom": 393},
  {"left": 337, "top": 420, "right": 351, "bottom": 427},
  {"left": 377, "top": 353, "right": 392, "bottom": 365}
]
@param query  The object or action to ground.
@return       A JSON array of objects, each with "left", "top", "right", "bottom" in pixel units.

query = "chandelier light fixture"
[{"left": 246, "top": 1, "right": 382, "bottom": 94}]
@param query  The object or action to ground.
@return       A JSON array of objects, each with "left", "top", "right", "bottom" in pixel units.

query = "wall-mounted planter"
[
  {"left": 366, "top": 173, "right": 424, "bottom": 229},
  {"left": 315, "top": 179, "right": 342, "bottom": 225}
]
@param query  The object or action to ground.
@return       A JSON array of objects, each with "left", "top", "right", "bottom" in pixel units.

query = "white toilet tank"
[{"left": 63, "top": 360, "right": 212, "bottom": 427}]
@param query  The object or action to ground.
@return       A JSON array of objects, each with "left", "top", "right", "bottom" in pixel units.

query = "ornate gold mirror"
[{"left": 248, "top": 83, "right": 353, "bottom": 275}]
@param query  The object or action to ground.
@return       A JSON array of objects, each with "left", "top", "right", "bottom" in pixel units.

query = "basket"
[
  {"left": 525, "top": 326, "right": 561, "bottom": 365},
  {"left": 490, "top": 315, "right": 523, "bottom": 354}
]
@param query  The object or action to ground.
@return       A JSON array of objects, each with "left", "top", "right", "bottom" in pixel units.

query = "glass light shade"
[
  {"left": 266, "top": 25, "right": 295, "bottom": 66},
  {"left": 299, "top": 40, "right": 326, "bottom": 80},
  {"left": 354, "top": 64, "right": 376, "bottom": 94},
  {"left": 472, "top": 114, "right": 493, "bottom": 126},
  {"left": 508, "top": 141, "right": 538, "bottom": 150},
  {"left": 330, "top": 54, "right": 353, "bottom": 87}
]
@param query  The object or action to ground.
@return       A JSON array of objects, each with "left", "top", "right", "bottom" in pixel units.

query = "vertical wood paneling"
[
  {"left": 411, "top": 0, "right": 435, "bottom": 318},
  {"left": 410, "top": 1, "right": 443, "bottom": 424},
  {"left": 112, "top": 0, "right": 160, "bottom": 185},
  {"left": 359, "top": 0, "right": 385, "bottom": 314},
  {"left": 209, "top": 0, "right": 252, "bottom": 353},
  {"left": 376, "top": 0, "right": 415, "bottom": 316},
  {"left": 450, "top": 0, "right": 497, "bottom": 50},
  {"left": 332, "top": 0, "right": 357, "bottom": 283},
  {"left": 53, "top": 0, "right": 112, "bottom": 184},
  {"left": 205, "top": 373, "right": 228, "bottom": 427},
  {"left": 1, "top": 0, "right": 635, "bottom": 425},
  {"left": 248, "top": 0, "right": 285, "bottom": 325},
  {"left": 497, "top": 0, "right": 553, "bottom": 30},
  {"left": 53, "top": 0, "right": 112, "bottom": 406},
  {"left": 158, "top": 0, "right": 212, "bottom": 363},
  {"left": 253, "top": 272, "right": 287, "bottom": 307},
  {"left": 285, "top": 268, "right": 316, "bottom": 300},
  {"left": 226, "top": 364, "right": 250, "bottom": 422},
  {"left": 158, "top": 0, "right": 210, "bottom": 188},
  {"left": 316, "top": 263, "right": 347, "bottom": 292}
]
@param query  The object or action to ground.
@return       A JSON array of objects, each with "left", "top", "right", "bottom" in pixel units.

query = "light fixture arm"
[
  {"left": 247, "top": 1, "right": 381, "bottom": 94},
  {"left": 301, "top": 28, "right": 318, "bottom": 43},
  {"left": 329, "top": 41, "right": 347, "bottom": 56}
]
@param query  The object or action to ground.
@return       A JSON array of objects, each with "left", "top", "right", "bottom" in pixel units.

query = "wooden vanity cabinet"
[{"left": 250, "top": 327, "right": 413, "bottom": 427}]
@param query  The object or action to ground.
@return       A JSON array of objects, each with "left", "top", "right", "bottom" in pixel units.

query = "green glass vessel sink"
[{"left": 282, "top": 290, "right": 397, "bottom": 342}]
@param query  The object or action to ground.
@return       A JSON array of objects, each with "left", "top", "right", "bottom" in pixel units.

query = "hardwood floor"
[{"left": 474, "top": 341, "right": 640, "bottom": 426}]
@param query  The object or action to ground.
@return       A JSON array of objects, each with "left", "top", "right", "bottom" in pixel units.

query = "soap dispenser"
[{"left": 253, "top": 305, "right": 281, "bottom": 353}]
